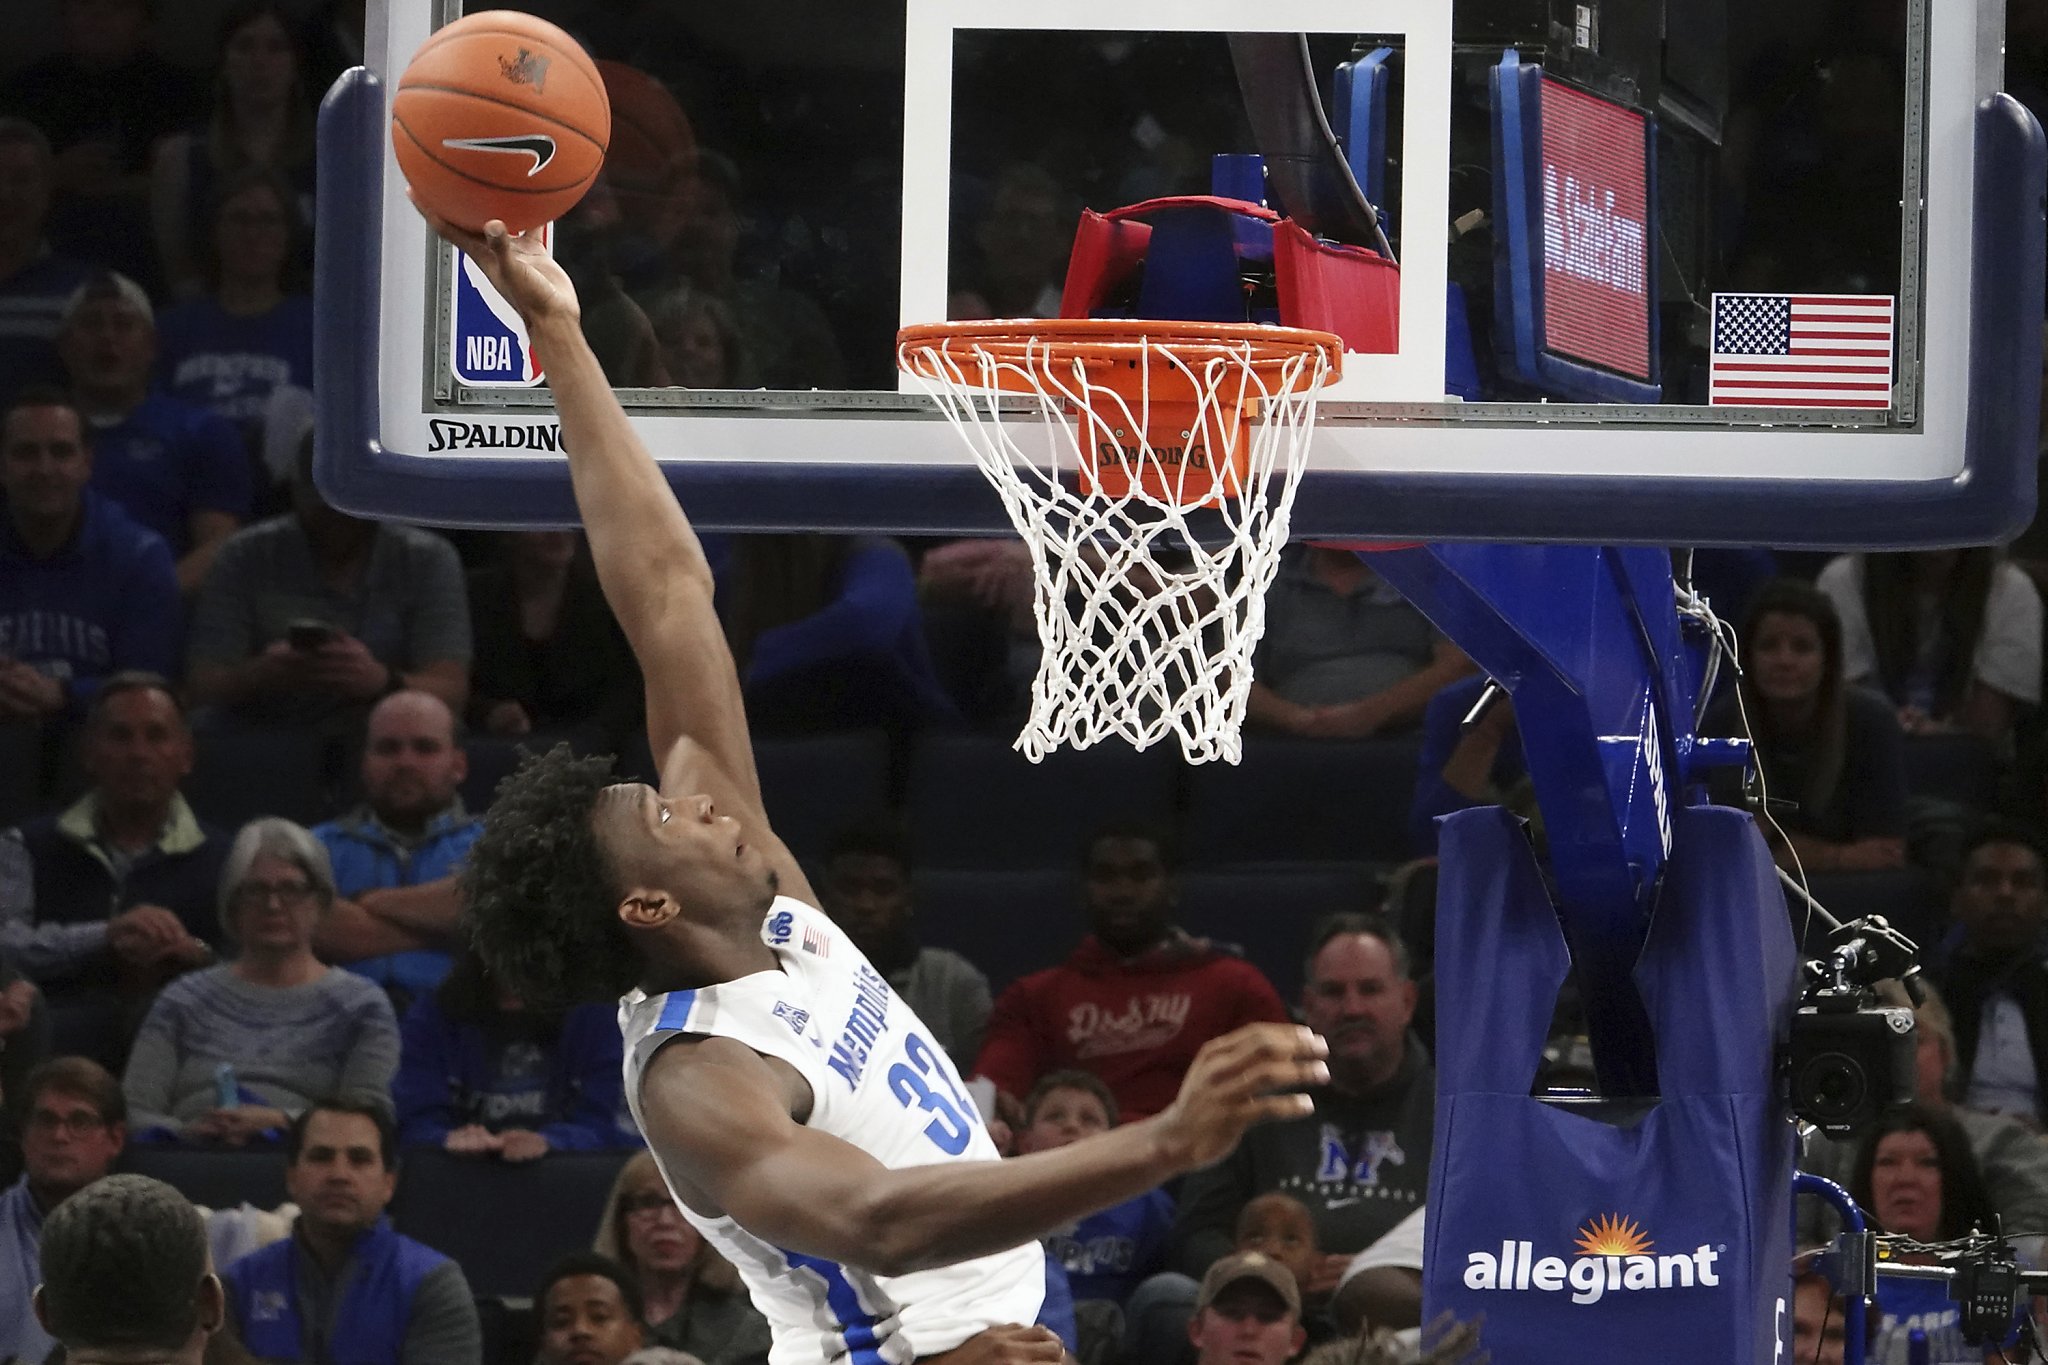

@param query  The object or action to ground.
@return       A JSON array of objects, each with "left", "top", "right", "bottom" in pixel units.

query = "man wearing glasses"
[{"left": 0, "top": 1056, "right": 127, "bottom": 1362}]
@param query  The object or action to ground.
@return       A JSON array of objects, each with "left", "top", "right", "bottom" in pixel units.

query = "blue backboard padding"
[{"left": 316, "top": 65, "right": 2044, "bottom": 548}]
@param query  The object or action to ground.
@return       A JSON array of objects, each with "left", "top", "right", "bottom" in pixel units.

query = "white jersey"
[{"left": 620, "top": 897, "right": 1047, "bottom": 1364}]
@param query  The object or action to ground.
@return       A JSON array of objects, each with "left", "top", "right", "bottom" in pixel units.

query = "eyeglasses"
[
  {"left": 28, "top": 1110, "right": 107, "bottom": 1137},
  {"left": 234, "top": 881, "right": 317, "bottom": 909},
  {"left": 621, "top": 1192, "right": 680, "bottom": 1220}
]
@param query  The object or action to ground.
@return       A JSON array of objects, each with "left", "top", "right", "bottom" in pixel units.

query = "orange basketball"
[{"left": 391, "top": 10, "right": 610, "bottom": 233}]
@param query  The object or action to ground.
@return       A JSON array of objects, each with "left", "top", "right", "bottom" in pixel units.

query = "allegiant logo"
[{"left": 1462, "top": 1214, "right": 1721, "bottom": 1305}]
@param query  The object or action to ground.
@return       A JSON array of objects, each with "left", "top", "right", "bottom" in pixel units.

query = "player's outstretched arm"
[
  {"left": 414, "top": 205, "right": 764, "bottom": 807},
  {"left": 642, "top": 1023, "right": 1328, "bottom": 1277}
]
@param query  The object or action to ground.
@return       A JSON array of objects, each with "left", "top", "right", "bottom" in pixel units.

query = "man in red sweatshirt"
[{"left": 974, "top": 821, "right": 1292, "bottom": 1121}]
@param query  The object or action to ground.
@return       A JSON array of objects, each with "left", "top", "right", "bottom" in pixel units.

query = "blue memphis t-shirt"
[
  {"left": 156, "top": 295, "right": 314, "bottom": 432},
  {"left": 1043, "top": 1188, "right": 1176, "bottom": 1304},
  {"left": 87, "top": 392, "right": 251, "bottom": 554}
]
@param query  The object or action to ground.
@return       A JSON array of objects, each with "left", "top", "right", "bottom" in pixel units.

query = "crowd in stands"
[{"left": 0, "top": 1, "right": 2046, "bottom": 1364}]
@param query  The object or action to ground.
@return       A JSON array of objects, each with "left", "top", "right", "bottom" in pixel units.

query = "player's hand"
[
  {"left": 1153, "top": 1024, "right": 1327, "bottom": 1172},
  {"left": 408, "top": 191, "right": 581, "bottom": 328},
  {"left": 927, "top": 1324, "right": 1068, "bottom": 1364}
]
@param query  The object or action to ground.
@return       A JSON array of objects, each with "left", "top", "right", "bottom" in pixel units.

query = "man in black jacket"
[{"left": 1934, "top": 823, "right": 2048, "bottom": 1128}]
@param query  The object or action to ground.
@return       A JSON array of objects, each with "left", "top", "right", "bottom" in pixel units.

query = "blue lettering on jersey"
[
  {"left": 766, "top": 910, "right": 795, "bottom": 945},
  {"left": 887, "top": 1032, "right": 976, "bottom": 1155},
  {"left": 827, "top": 964, "right": 893, "bottom": 1089}
]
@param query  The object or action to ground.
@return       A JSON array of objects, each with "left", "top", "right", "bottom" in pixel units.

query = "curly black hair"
[
  {"left": 38, "top": 1174, "right": 209, "bottom": 1351},
  {"left": 461, "top": 743, "right": 644, "bottom": 1006}
]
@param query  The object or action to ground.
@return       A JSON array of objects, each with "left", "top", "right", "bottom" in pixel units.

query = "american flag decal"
[
  {"left": 1709, "top": 293, "right": 1894, "bottom": 408},
  {"left": 802, "top": 925, "right": 830, "bottom": 957}
]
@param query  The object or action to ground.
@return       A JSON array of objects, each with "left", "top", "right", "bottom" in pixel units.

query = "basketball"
[{"left": 391, "top": 11, "right": 611, "bottom": 234}]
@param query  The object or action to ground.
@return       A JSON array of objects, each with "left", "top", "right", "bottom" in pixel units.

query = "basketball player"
[{"left": 420, "top": 205, "right": 1330, "bottom": 1365}]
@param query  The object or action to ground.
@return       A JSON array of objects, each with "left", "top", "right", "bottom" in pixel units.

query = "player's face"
[
  {"left": 823, "top": 852, "right": 912, "bottom": 955},
  {"left": 1952, "top": 841, "right": 2048, "bottom": 954},
  {"left": 1234, "top": 1197, "right": 1318, "bottom": 1289},
  {"left": 1301, "top": 933, "right": 1416, "bottom": 1085},
  {"left": 1083, "top": 836, "right": 1174, "bottom": 955},
  {"left": 1187, "top": 1285, "right": 1303, "bottom": 1365},
  {"left": 1750, "top": 611, "right": 1826, "bottom": 705},
  {"left": 593, "top": 782, "right": 777, "bottom": 926},
  {"left": 540, "top": 1274, "right": 646, "bottom": 1365},
  {"left": 1792, "top": 1279, "right": 1848, "bottom": 1365},
  {"left": 1869, "top": 1129, "right": 1943, "bottom": 1242},
  {"left": 1020, "top": 1086, "right": 1111, "bottom": 1153}
]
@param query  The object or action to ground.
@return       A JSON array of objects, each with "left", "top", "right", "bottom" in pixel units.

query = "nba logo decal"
[{"left": 450, "top": 221, "right": 549, "bottom": 388}]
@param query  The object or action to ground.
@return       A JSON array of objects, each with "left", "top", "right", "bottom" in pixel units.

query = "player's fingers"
[{"left": 1249, "top": 1092, "right": 1317, "bottom": 1124}]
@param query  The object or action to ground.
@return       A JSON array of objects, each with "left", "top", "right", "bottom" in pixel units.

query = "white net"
[{"left": 899, "top": 322, "right": 1338, "bottom": 764}]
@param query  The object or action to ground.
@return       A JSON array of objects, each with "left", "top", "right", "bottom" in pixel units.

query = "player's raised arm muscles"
[
  {"left": 424, "top": 210, "right": 762, "bottom": 804},
  {"left": 642, "top": 1023, "right": 1328, "bottom": 1277}
]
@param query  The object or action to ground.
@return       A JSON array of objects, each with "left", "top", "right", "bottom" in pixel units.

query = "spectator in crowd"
[
  {"left": 0, "top": 119, "right": 95, "bottom": 407},
  {"left": 0, "top": 673, "right": 222, "bottom": 1066},
  {"left": 30, "top": 1172, "right": 224, "bottom": 1365},
  {"left": 0, "top": 0, "right": 201, "bottom": 291},
  {"left": 222, "top": 1100, "right": 482, "bottom": 1364},
  {"left": 593, "top": 1151, "right": 774, "bottom": 1365},
  {"left": 1234, "top": 1194, "right": 1322, "bottom": 1316},
  {"left": 1408, "top": 677, "right": 1531, "bottom": 856},
  {"left": 534, "top": 1252, "right": 680, "bottom": 1365},
  {"left": 0, "top": 387, "right": 181, "bottom": 738},
  {"left": 640, "top": 152, "right": 845, "bottom": 390},
  {"left": 150, "top": 0, "right": 317, "bottom": 301},
  {"left": 312, "top": 689, "right": 482, "bottom": 1002},
  {"left": 820, "top": 813, "right": 991, "bottom": 1067},
  {"left": 1789, "top": 1268, "right": 1858, "bottom": 1365},
  {"left": 1018, "top": 1069, "right": 1174, "bottom": 1340},
  {"left": 1932, "top": 823, "right": 2048, "bottom": 1128},
  {"left": 1703, "top": 578, "right": 1907, "bottom": 873},
  {"left": 1171, "top": 914, "right": 1433, "bottom": 1294},
  {"left": 0, "top": 1057, "right": 129, "bottom": 1363},
  {"left": 122, "top": 817, "right": 399, "bottom": 1144},
  {"left": 553, "top": 174, "right": 671, "bottom": 390},
  {"left": 1817, "top": 549, "right": 2043, "bottom": 745},
  {"left": 465, "top": 530, "right": 641, "bottom": 752},
  {"left": 184, "top": 433, "right": 470, "bottom": 726},
  {"left": 713, "top": 534, "right": 959, "bottom": 735},
  {"left": 648, "top": 286, "right": 745, "bottom": 389},
  {"left": 974, "top": 819, "right": 1292, "bottom": 1123},
  {"left": 155, "top": 169, "right": 314, "bottom": 463},
  {"left": 0, "top": 952, "right": 44, "bottom": 1171},
  {"left": 58, "top": 272, "right": 252, "bottom": 596},
  {"left": 1850, "top": 1104, "right": 2009, "bottom": 1363},
  {"left": 1247, "top": 547, "right": 1473, "bottom": 739},
  {"left": 1186, "top": 1252, "right": 1306, "bottom": 1365},
  {"left": 392, "top": 943, "right": 633, "bottom": 1158},
  {"left": 950, "top": 162, "right": 1075, "bottom": 320},
  {"left": 1801, "top": 984, "right": 2048, "bottom": 1245}
]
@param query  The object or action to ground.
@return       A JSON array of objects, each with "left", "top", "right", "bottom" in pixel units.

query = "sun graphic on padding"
[{"left": 1574, "top": 1214, "right": 1653, "bottom": 1257}]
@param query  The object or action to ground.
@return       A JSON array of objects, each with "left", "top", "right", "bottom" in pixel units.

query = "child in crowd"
[
  {"left": 1016, "top": 1070, "right": 1175, "bottom": 1363},
  {"left": 1235, "top": 1192, "right": 1339, "bottom": 1349}
]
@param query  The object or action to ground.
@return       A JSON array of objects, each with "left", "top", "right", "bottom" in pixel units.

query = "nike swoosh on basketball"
[{"left": 440, "top": 134, "right": 558, "bottom": 176}]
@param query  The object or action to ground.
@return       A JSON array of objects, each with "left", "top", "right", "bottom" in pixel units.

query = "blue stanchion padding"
[{"left": 1423, "top": 805, "right": 1799, "bottom": 1364}]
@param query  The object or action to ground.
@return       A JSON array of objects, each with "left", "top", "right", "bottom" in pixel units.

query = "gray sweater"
[{"left": 123, "top": 965, "right": 400, "bottom": 1133}]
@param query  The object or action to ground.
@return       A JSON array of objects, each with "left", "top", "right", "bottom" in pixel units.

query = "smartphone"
[{"left": 287, "top": 620, "right": 337, "bottom": 652}]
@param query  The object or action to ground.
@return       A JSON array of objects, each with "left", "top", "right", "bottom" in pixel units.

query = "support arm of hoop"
[{"left": 1365, "top": 543, "right": 1715, "bottom": 1098}]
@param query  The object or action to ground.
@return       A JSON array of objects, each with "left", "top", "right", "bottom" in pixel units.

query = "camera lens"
[{"left": 1799, "top": 1052, "right": 1867, "bottom": 1119}]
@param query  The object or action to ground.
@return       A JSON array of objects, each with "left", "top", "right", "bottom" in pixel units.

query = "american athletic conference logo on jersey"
[
  {"left": 1463, "top": 1214, "right": 1723, "bottom": 1305},
  {"left": 765, "top": 910, "right": 795, "bottom": 945},
  {"left": 773, "top": 1001, "right": 810, "bottom": 1035}
]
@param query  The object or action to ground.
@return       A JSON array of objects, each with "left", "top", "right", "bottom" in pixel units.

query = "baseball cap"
[
  {"left": 61, "top": 272, "right": 153, "bottom": 329},
  {"left": 1195, "top": 1251, "right": 1301, "bottom": 1316}
]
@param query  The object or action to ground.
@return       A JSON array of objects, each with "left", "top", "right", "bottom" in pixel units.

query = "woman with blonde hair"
[
  {"left": 593, "top": 1152, "right": 772, "bottom": 1365},
  {"left": 122, "top": 818, "right": 398, "bottom": 1144}
]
